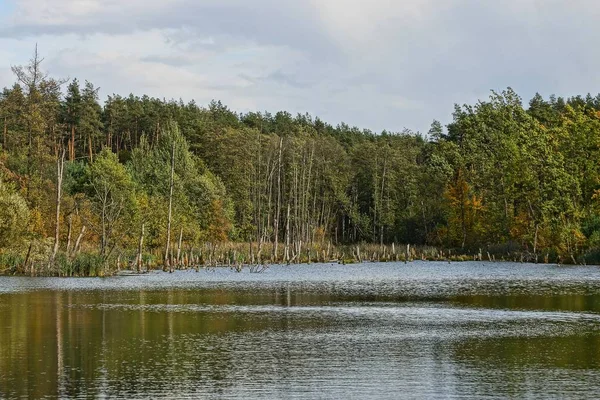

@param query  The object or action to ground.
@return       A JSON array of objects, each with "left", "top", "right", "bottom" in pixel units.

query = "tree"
[
  {"left": 63, "top": 79, "right": 82, "bottom": 161},
  {"left": 49, "top": 150, "right": 65, "bottom": 266},
  {"left": 80, "top": 81, "right": 103, "bottom": 162},
  {"left": 86, "top": 148, "right": 135, "bottom": 256},
  {"left": 0, "top": 179, "right": 29, "bottom": 249},
  {"left": 0, "top": 85, "right": 26, "bottom": 151},
  {"left": 10, "top": 47, "right": 65, "bottom": 205}
]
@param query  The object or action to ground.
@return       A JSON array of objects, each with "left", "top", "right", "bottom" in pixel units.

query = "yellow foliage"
[
  {"left": 510, "top": 211, "right": 530, "bottom": 241},
  {"left": 207, "top": 199, "right": 232, "bottom": 243},
  {"left": 314, "top": 226, "right": 326, "bottom": 243},
  {"left": 28, "top": 207, "right": 45, "bottom": 237},
  {"left": 443, "top": 170, "right": 484, "bottom": 247}
]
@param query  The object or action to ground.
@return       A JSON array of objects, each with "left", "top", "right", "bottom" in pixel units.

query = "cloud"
[
  {"left": 2, "top": 1, "right": 600, "bottom": 133},
  {"left": 1, "top": 1, "right": 338, "bottom": 59}
]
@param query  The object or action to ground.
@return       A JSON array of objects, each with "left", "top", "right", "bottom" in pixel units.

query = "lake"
[{"left": 2, "top": 261, "right": 600, "bottom": 399}]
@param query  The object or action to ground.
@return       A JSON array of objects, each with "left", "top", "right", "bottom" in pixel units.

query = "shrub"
[{"left": 0, "top": 180, "right": 29, "bottom": 248}]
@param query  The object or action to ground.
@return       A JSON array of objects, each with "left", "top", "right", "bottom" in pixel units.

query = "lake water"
[{"left": 2, "top": 261, "right": 600, "bottom": 399}]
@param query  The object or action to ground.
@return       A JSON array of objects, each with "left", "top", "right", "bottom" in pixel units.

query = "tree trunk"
[
  {"left": 137, "top": 223, "right": 145, "bottom": 273},
  {"left": 164, "top": 140, "right": 176, "bottom": 271},
  {"left": 24, "top": 242, "right": 33, "bottom": 274},
  {"left": 421, "top": 200, "right": 428, "bottom": 241},
  {"left": 3, "top": 116, "right": 7, "bottom": 150},
  {"left": 72, "top": 225, "right": 86, "bottom": 257},
  {"left": 101, "top": 191, "right": 107, "bottom": 255},
  {"left": 49, "top": 150, "right": 65, "bottom": 268},
  {"left": 26, "top": 130, "right": 32, "bottom": 201},
  {"left": 284, "top": 200, "right": 291, "bottom": 262},
  {"left": 379, "top": 155, "right": 387, "bottom": 246},
  {"left": 176, "top": 227, "right": 183, "bottom": 268},
  {"left": 70, "top": 125, "right": 75, "bottom": 161},
  {"left": 88, "top": 133, "right": 93, "bottom": 162},
  {"left": 107, "top": 116, "right": 112, "bottom": 149},
  {"left": 273, "top": 137, "right": 283, "bottom": 260},
  {"left": 533, "top": 224, "right": 539, "bottom": 255},
  {"left": 65, "top": 215, "right": 73, "bottom": 255}
]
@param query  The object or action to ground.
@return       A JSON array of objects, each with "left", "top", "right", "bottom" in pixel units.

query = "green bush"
[
  {"left": 70, "top": 253, "right": 105, "bottom": 276},
  {"left": 0, "top": 180, "right": 29, "bottom": 248},
  {"left": 54, "top": 252, "right": 106, "bottom": 277},
  {"left": 0, "top": 253, "right": 25, "bottom": 274}
]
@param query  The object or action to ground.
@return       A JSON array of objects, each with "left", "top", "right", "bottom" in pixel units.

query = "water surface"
[{"left": 2, "top": 261, "right": 600, "bottom": 399}]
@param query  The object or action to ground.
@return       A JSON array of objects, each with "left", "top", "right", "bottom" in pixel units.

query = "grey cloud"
[
  {"left": 140, "top": 55, "right": 198, "bottom": 67},
  {"left": 260, "top": 70, "right": 316, "bottom": 89},
  {"left": 3, "top": 1, "right": 600, "bottom": 133},
  {"left": 1, "top": 1, "right": 341, "bottom": 61}
]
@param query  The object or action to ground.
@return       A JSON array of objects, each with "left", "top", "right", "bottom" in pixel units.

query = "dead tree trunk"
[
  {"left": 284, "top": 201, "right": 291, "bottom": 262},
  {"left": 164, "top": 140, "right": 176, "bottom": 271},
  {"left": 176, "top": 227, "right": 183, "bottom": 268},
  {"left": 65, "top": 215, "right": 73, "bottom": 255},
  {"left": 49, "top": 150, "right": 66, "bottom": 268},
  {"left": 137, "top": 223, "right": 145, "bottom": 273},
  {"left": 273, "top": 137, "right": 283, "bottom": 260},
  {"left": 72, "top": 225, "right": 86, "bottom": 257},
  {"left": 379, "top": 155, "right": 387, "bottom": 246}
]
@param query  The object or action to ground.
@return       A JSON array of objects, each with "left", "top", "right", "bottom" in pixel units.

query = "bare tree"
[
  {"left": 273, "top": 137, "right": 283, "bottom": 259},
  {"left": 164, "top": 140, "right": 175, "bottom": 271},
  {"left": 49, "top": 149, "right": 66, "bottom": 268},
  {"left": 72, "top": 226, "right": 86, "bottom": 257},
  {"left": 137, "top": 223, "right": 145, "bottom": 272},
  {"left": 11, "top": 45, "right": 47, "bottom": 92}
]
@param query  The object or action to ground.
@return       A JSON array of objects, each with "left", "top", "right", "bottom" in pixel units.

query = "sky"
[{"left": 1, "top": 0, "right": 600, "bottom": 133}]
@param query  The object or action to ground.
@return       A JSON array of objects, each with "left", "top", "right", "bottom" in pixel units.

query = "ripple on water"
[
  {"left": 1, "top": 261, "right": 600, "bottom": 297},
  {"left": 3, "top": 262, "right": 600, "bottom": 399}
]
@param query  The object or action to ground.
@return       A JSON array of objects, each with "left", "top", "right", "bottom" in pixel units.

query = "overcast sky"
[{"left": 1, "top": 0, "right": 600, "bottom": 133}]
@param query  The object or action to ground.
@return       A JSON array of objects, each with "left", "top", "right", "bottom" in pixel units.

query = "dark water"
[{"left": 2, "top": 262, "right": 600, "bottom": 399}]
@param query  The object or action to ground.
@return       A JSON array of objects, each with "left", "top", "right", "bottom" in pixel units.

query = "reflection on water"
[{"left": 2, "top": 262, "right": 600, "bottom": 398}]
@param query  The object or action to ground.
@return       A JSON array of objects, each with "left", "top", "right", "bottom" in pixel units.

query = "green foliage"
[
  {"left": 68, "top": 253, "right": 105, "bottom": 277},
  {"left": 86, "top": 148, "right": 135, "bottom": 255},
  {"left": 0, "top": 179, "right": 29, "bottom": 248},
  {"left": 0, "top": 253, "right": 25, "bottom": 272},
  {"left": 128, "top": 122, "right": 232, "bottom": 246},
  {"left": 5, "top": 48, "right": 600, "bottom": 273}
]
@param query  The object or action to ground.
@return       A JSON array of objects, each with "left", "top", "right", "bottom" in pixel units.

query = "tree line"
[{"left": 2, "top": 50, "right": 600, "bottom": 274}]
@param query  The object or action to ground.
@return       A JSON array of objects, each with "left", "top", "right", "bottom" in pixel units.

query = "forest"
[{"left": 2, "top": 50, "right": 600, "bottom": 275}]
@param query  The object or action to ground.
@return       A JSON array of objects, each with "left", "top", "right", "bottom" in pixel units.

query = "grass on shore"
[{"left": 1, "top": 240, "right": 597, "bottom": 277}]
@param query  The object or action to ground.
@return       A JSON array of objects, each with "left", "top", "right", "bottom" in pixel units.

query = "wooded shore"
[{"left": 3, "top": 50, "right": 600, "bottom": 276}]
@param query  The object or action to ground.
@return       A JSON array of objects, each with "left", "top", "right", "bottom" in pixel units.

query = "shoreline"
[{"left": 1, "top": 257, "right": 594, "bottom": 278}]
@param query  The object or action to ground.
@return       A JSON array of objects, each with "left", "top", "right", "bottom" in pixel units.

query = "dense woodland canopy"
[{"left": 2, "top": 50, "right": 600, "bottom": 274}]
